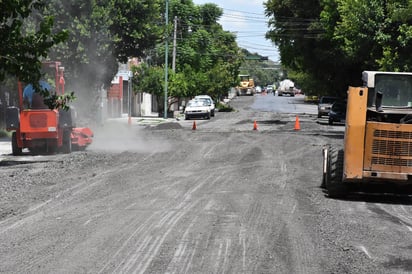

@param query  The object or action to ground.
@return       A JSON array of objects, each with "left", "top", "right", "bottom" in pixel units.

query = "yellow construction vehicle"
[
  {"left": 236, "top": 74, "right": 255, "bottom": 96},
  {"left": 322, "top": 71, "right": 412, "bottom": 197}
]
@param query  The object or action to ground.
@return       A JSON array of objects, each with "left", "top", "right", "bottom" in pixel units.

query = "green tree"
[
  {"left": 265, "top": 0, "right": 412, "bottom": 97},
  {"left": 132, "top": 63, "right": 166, "bottom": 111},
  {"left": 137, "top": 1, "right": 242, "bottom": 109},
  {"left": 37, "top": 0, "right": 164, "bottom": 114},
  {"left": 0, "top": 0, "right": 69, "bottom": 109}
]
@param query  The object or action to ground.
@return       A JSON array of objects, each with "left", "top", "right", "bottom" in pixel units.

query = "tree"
[
  {"left": 265, "top": 0, "right": 412, "bottom": 97},
  {"left": 0, "top": 0, "right": 69, "bottom": 109},
  {"left": 132, "top": 63, "right": 166, "bottom": 111},
  {"left": 36, "top": 0, "right": 164, "bottom": 115},
  {"left": 134, "top": 1, "right": 242, "bottom": 111},
  {"left": 109, "top": 0, "right": 163, "bottom": 63}
]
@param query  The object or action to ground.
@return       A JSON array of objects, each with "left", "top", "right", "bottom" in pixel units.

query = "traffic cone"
[
  {"left": 253, "top": 120, "right": 258, "bottom": 130},
  {"left": 192, "top": 121, "right": 197, "bottom": 130},
  {"left": 294, "top": 115, "right": 301, "bottom": 130}
]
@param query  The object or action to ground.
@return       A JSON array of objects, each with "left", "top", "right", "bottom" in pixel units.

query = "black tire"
[
  {"left": 11, "top": 132, "right": 22, "bottom": 156},
  {"left": 61, "top": 131, "right": 72, "bottom": 154},
  {"left": 318, "top": 113, "right": 322, "bottom": 118},
  {"left": 325, "top": 147, "right": 347, "bottom": 198},
  {"left": 328, "top": 118, "right": 333, "bottom": 125},
  {"left": 47, "top": 142, "right": 57, "bottom": 154}
]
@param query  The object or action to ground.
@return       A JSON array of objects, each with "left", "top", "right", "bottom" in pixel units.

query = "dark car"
[
  {"left": 317, "top": 96, "right": 338, "bottom": 118},
  {"left": 328, "top": 101, "right": 347, "bottom": 125}
]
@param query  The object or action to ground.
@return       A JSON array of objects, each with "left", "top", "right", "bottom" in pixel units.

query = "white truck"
[{"left": 277, "top": 79, "right": 295, "bottom": 97}]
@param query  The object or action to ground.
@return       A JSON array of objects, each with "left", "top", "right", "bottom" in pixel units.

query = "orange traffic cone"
[
  {"left": 192, "top": 121, "right": 197, "bottom": 130},
  {"left": 253, "top": 120, "right": 258, "bottom": 130},
  {"left": 294, "top": 115, "right": 301, "bottom": 130}
]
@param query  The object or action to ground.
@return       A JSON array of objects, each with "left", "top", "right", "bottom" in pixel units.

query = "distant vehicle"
[
  {"left": 317, "top": 96, "right": 338, "bottom": 118},
  {"left": 194, "top": 95, "right": 215, "bottom": 117},
  {"left": 277, "top": 79, "right": 295, "bottom": 96},
  {"left": 328, "top": 101, "right": 347, "bottom": 125},
  {"left": 266, "top": 85, "right": 274, "bottom": 93},
  {"left": 236, "top": 75, "right": 256, "bottom": 96},
  {"left": 255, "top": 86, "right": 262, "bottom": 93},
  {"left": 184, "top": 99, "right": 211, "bottom": 120}
]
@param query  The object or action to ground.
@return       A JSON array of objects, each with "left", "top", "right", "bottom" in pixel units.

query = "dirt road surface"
[{"left": 1, "top": 95, "right": 412, "bottom": 273}]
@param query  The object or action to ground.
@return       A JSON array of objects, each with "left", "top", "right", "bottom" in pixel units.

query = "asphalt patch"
[{"left": 152, "top": 122, "right": 183, "bottom": 130}]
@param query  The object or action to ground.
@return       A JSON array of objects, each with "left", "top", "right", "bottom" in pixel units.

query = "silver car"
[{"left": 318, "top": 96, "right": 338, "bottom": 118}]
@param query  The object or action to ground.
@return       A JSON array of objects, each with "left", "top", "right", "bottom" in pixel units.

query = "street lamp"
[{"left": 163, "top": 0, "right": 169, "bottom": 119}]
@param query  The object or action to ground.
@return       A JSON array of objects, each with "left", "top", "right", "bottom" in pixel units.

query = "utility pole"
[
  {"left": 164, "top": 0, "right": 169, "bottom": 119},
  {"left": 172, "top": 16, "right": 177, "bottom": 72}
]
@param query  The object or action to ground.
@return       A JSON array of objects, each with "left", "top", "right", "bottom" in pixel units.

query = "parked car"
[
  {"left": 318, "top": 96, "right": 338, "bottom": 118},
  {"left": 328, "top": 101, "right": 347, "bottom": 125},
  {"left": 194, "top": 95, "right": 215, "bottom": 117},
  {"left": 184, "top": 99, "right": 211, "bottom": 120}
]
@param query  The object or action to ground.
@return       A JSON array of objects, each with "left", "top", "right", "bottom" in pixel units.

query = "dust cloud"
[{"left": 88, "top": 121, "right": 171, "bottom": 153}]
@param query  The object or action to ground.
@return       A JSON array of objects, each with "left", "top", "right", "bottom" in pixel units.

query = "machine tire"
[
  {"left": 325, "top": 147, "right": 347, "bottom": 198},
  {"left": 11, "top": 132, "right": 22, "bottom": 156},
  {"left": 61, "top": 131, "right": 72, "bottom": 154}
]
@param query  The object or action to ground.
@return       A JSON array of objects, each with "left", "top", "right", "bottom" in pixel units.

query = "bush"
[
  {"left": 216, "top": 102, "right": 234, "bottom": 112},
  {"left": 0, "top": 129, "right": 11, "bottom": 138}
]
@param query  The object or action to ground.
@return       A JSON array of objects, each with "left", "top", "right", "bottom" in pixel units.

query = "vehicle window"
[
  {"left": 197, "top": 98, "right": 211, "bottom": 105},
  {"left": 375, "top": 74, "right": 412, "bottom": 107}
]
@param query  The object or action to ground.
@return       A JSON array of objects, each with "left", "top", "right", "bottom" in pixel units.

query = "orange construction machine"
[
  {"left": 6, "top": 61, "right": 93, "bottom": 155},
  {"left": 323, "top": 71, "right": 412, "bottom": 197}
]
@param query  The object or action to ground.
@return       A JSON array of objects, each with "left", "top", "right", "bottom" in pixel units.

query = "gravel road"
[{"left": 0, "top": 95, "right": 411, "bottom": 273}]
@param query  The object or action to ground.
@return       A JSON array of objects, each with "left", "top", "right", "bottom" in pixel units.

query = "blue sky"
[{"left": 192, "top": 0, "right": 280, "bottom": 62}]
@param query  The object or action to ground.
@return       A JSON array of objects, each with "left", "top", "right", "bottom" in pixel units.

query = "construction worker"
[{"left": 23, "top": 80, "right": 51, "bottom": 109}]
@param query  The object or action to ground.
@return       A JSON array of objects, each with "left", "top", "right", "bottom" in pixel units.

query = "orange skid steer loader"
[
  {"left": 323, "top": 71, "right": 412, "bottom": 197},
  {"left": 6, "top": 61, "right": 93, "bottom": 155}
]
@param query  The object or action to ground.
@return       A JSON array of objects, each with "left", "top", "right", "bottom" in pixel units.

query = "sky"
[{"left": 192, "top": 0, "right": 280, "bottom": 62}]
